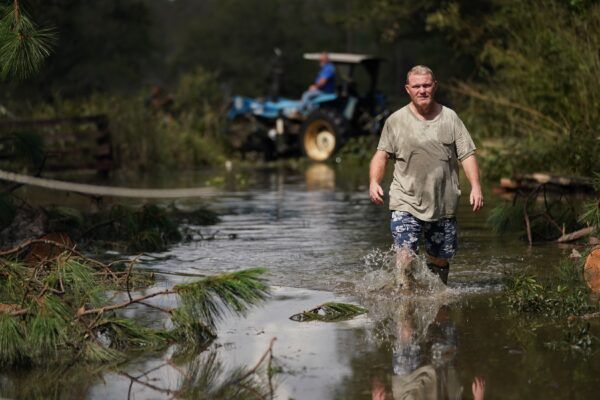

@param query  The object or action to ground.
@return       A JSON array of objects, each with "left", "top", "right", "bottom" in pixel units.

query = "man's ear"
[{"left": 404, "top": 84, "right": 410, "bottom": 95}]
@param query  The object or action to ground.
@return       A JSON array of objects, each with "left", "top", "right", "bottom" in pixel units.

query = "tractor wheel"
[{"left": 300, "top": 109, "right": 349, "bottom": 161}]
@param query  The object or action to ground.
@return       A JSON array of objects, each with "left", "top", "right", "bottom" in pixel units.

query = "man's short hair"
[{"left": 406, "top": 65, "right": 435, "bottom": 84}]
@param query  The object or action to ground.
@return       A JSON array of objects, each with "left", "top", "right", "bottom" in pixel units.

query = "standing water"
[{"left": 2, "top": 163, "right": 599, "bottom": 399}]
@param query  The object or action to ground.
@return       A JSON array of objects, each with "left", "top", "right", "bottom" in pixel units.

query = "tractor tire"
[{"left": 300, "top": 109, "right": 349, "bottom": 161}]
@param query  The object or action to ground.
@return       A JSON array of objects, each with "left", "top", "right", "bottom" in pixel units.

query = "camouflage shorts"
[{"left": 390, "top": 211, "right": 458, "bottom": 259}]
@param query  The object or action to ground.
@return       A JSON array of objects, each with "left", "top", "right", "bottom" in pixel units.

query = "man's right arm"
[{"left": 369, "top": 150, "right": 388, "bottom": 205}]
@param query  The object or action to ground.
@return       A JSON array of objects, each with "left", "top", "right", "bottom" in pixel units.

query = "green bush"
[
  {"left": 17, "top": 66, "right": 227, "bottom": 171},
  {"left": 504, "top": 260, "right": 596, "bottom": 318}
]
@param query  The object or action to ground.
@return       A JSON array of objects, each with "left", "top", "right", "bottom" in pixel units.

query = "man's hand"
[
  {"left": 371, "top": 377, "right": 386, "bottom": 400},
  {"left": 369, "top": 150, "right": 388, "bottom": 205},
  {"left": 471, "top": 376, "right": 485, "bottom": 400},
  {"left": 470, "top": 186, "right": 484, "bottom": 212},
  {"left": 370, "top": 181, "right": 384, "bottom": 205},
  {"left": 461, "top": 154, "right": 483, "bottom": 212}
]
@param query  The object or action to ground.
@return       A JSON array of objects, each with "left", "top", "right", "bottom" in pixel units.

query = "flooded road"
[{"left": 3, "top": 163, "right": 599, "bottom": 399}]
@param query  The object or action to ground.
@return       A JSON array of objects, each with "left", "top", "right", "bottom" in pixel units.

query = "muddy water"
[{"left": 3, "top": 163, "right": 599, "bottom": 399}]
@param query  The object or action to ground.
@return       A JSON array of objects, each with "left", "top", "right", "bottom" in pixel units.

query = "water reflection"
[
  {"left": 368, "top": 298, "right": 486, "bottom": 400},
  {"left": 305, "top": 163, "right": 335, "bottom": 190},
  {"left": 357, "top": 250, "right": 486, "bottom": 400}
]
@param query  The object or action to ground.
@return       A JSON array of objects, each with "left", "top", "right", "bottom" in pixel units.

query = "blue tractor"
[{"left": 226, "top": 51, "right": 388, "bottom": 161}]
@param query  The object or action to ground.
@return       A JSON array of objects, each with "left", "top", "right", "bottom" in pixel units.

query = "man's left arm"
[
  {"left": 461, "top": 154, "right": 483, "bottom": 212},
  {"left": 311, "top": 64, "right": 334, "bottom": 90}
]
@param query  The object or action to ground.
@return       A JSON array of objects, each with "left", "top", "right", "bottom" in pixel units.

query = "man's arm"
[
  {"left": 461, "top": 154, "right": 483, "bottom": 212},
  {"left": 369, "top": 150, "right": 388, "bottom": 205},
  {"left": 310, "top": 77, "right": 327, "bottom": 90}
]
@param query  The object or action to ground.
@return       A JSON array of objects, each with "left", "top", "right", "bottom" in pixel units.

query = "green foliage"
[
  {"left": 22, "top": 85, "right": 226, "bottom": 171},
  {"left": 487, "top": 203, "right": 526, "bottom": 235},
  {"left": 0, "top": 313, "right": 27, "bottom": 365},
  {"left": 289, "top": 302, "right": 367, "bottom": 322},
  {"left": 545, "top": 323, "right": 597, "bottom": 355},
  {"left": 27, "top": 296, "right": 72, "bottom": 359},
  {"left": 100, "top": 318, "right": 170, "bottom": 349},
  {"left": 0, "top": 194, "right": 16, "bottom": 228},
  {"left": 337, "top": 135, "right": 379, "bottom": 162},
  {"left": 4, "top": 0, "right": 153, "bottom": 96},
  {"left": 173, "top": 268, "right": 269, "bottom": 341},
  {"left": 170, "top": 205, "right": 221, "bottom": 226},
  {"left": 56, "top": 204, "right": 182, "bottom": 253},
  {"left": 579, "top": 200, "right": 600, "bottom": 237},
  {"left": 43, "top": 203, "right": 220, "bottom": 253},
  {"left": 165, "top": 0, "right": 353, "bottom": 96},
  {"left": 578, "top": 174, "right": 600, "bottom": 236},
  {"left": 504, "top": 260, "right": 596, "bottom": 317},
  {"left": 0, "top": 131, "right": 45, "bottom": 168},
  {"left": 176, "top": 351, "right": 273, "bottom": 400},
  {"left": 0, "top": 250, "right": 270, "bottom": 367},
  {"left": 0, "top": 131, "right": 45, "bottom": 182},
  {"left": 47, "top": 257, "right": 107, "bottom": 307},
  {"left": 488, "top": 191, "right": 582, "bottom": 241},
  {"left": 430, "top": 0, "right": 600, "bottom": 176},
  {"left": 0, "top": 2, "right": 56, "bottom": 81}
]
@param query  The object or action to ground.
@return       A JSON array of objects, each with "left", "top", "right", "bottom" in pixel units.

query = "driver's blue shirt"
[{"left": 315, "top": 62, "right": 336, "bottom": 93}]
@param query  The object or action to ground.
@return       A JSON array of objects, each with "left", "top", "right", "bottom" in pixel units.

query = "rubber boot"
[{"left": 427, "top": 263, "right": 449, "bottom": 285}]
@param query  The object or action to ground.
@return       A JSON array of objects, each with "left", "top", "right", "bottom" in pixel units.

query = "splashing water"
[{"left": 356, "top": 247, "right": 453, "bottom": 300}]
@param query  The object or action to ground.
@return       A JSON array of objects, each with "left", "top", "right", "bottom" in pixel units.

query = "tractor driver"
[
  {"left": 300, "top": 52, "right": 336, "bottom": 112},
  {"left": 369, "top": 65, "right": 483, "bottom": 287}
]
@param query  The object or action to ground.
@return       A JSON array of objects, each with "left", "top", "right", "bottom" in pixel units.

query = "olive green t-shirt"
[{"left": 377, "top": 105, "right": 476, "bottom": 221}]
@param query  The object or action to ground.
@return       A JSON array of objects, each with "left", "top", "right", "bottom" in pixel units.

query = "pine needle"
[
  {"left": 487, "top": 203, "right": 526, "bottom": 234},
  {"left": 82, "top": 341, "right": 124, "bottom": 364},
  {"left": 0, "top": 314, "right": 26, "bottom": 366},
  {"left": 51, "top": 257, "right": 108, "bottom": 307},
  {"left": 177, "top": 351, "right": 271, "bottom": 399},
  {"left": 174, "top": 267, "right": 270, "bottom": 332},
  {"left": 26, "top": 296, "right": 71, "bottom": 359},
  {"left": 1, "top": 248, "right": 270, "bottom": 366},
  {"left": 0, "top": 5, "right": 56, "bottom": 80},
  {"left": 9, "top": 131, "right": 45, "bottom": 167},
  {"left": 289, "top": 302, "right": 367, "bottom": 322},
  {"left": 101, "top": 318, "right": 170, "bottom": 349}
]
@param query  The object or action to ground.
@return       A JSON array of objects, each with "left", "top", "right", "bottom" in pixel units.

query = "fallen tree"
[{"left": 0, "top": 239, "right": 269, "bottom": 367}]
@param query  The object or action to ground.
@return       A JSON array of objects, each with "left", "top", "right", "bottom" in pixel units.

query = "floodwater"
[{"left": 2, "top": 163, "right": 599, "bottom": 399}]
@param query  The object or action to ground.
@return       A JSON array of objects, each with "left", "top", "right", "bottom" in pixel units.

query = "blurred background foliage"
[{"left": 0, "top": 0, "right": 598, "bottom": 177}]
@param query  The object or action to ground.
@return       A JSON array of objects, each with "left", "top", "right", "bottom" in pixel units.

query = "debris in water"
[{"left": 289, "top": 302, "right": 367, "bottom": 322}]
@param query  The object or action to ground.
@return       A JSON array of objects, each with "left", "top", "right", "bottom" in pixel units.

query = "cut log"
[
  {"left": 556, "top": 227, "right": 594, "bottom": 243},
  {"left": 584, "top": 247, "right": 600, "bottom": 292},
  {"left": 499, "top": 178, "right": 519, "bottom": 190},
  {"left": 498, "top": 173, "right": 595, "bottom": 192}
]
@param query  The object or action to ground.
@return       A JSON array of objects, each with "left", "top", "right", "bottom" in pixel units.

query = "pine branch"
[
  {"left": 290, "top": 302, "right": 367, "bottom": 322},
  {"left": 1, "top": 246, "right": 270, "bottom": 367},
  {"left": 174, "top": 267, "right": 270, "bottom": 331},
  {"left": 0, "top": 1, "right": 56, "bottom": 80}
]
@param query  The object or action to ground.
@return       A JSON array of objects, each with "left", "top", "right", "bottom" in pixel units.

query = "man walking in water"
[{"left": 369, "top": 65, "right": 483, "bottom": 286}]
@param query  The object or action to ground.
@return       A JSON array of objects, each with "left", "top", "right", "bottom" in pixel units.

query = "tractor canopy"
[{"left": 303, "top": 52, "right": 384, "bottom": 95}]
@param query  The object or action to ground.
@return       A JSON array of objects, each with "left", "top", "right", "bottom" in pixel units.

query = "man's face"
[
  {"left": 319, "top": 53, "right": 329, "bottom": 66},
  {"left": 405, "top": 73, "right": 437, "bottom": 109}
]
